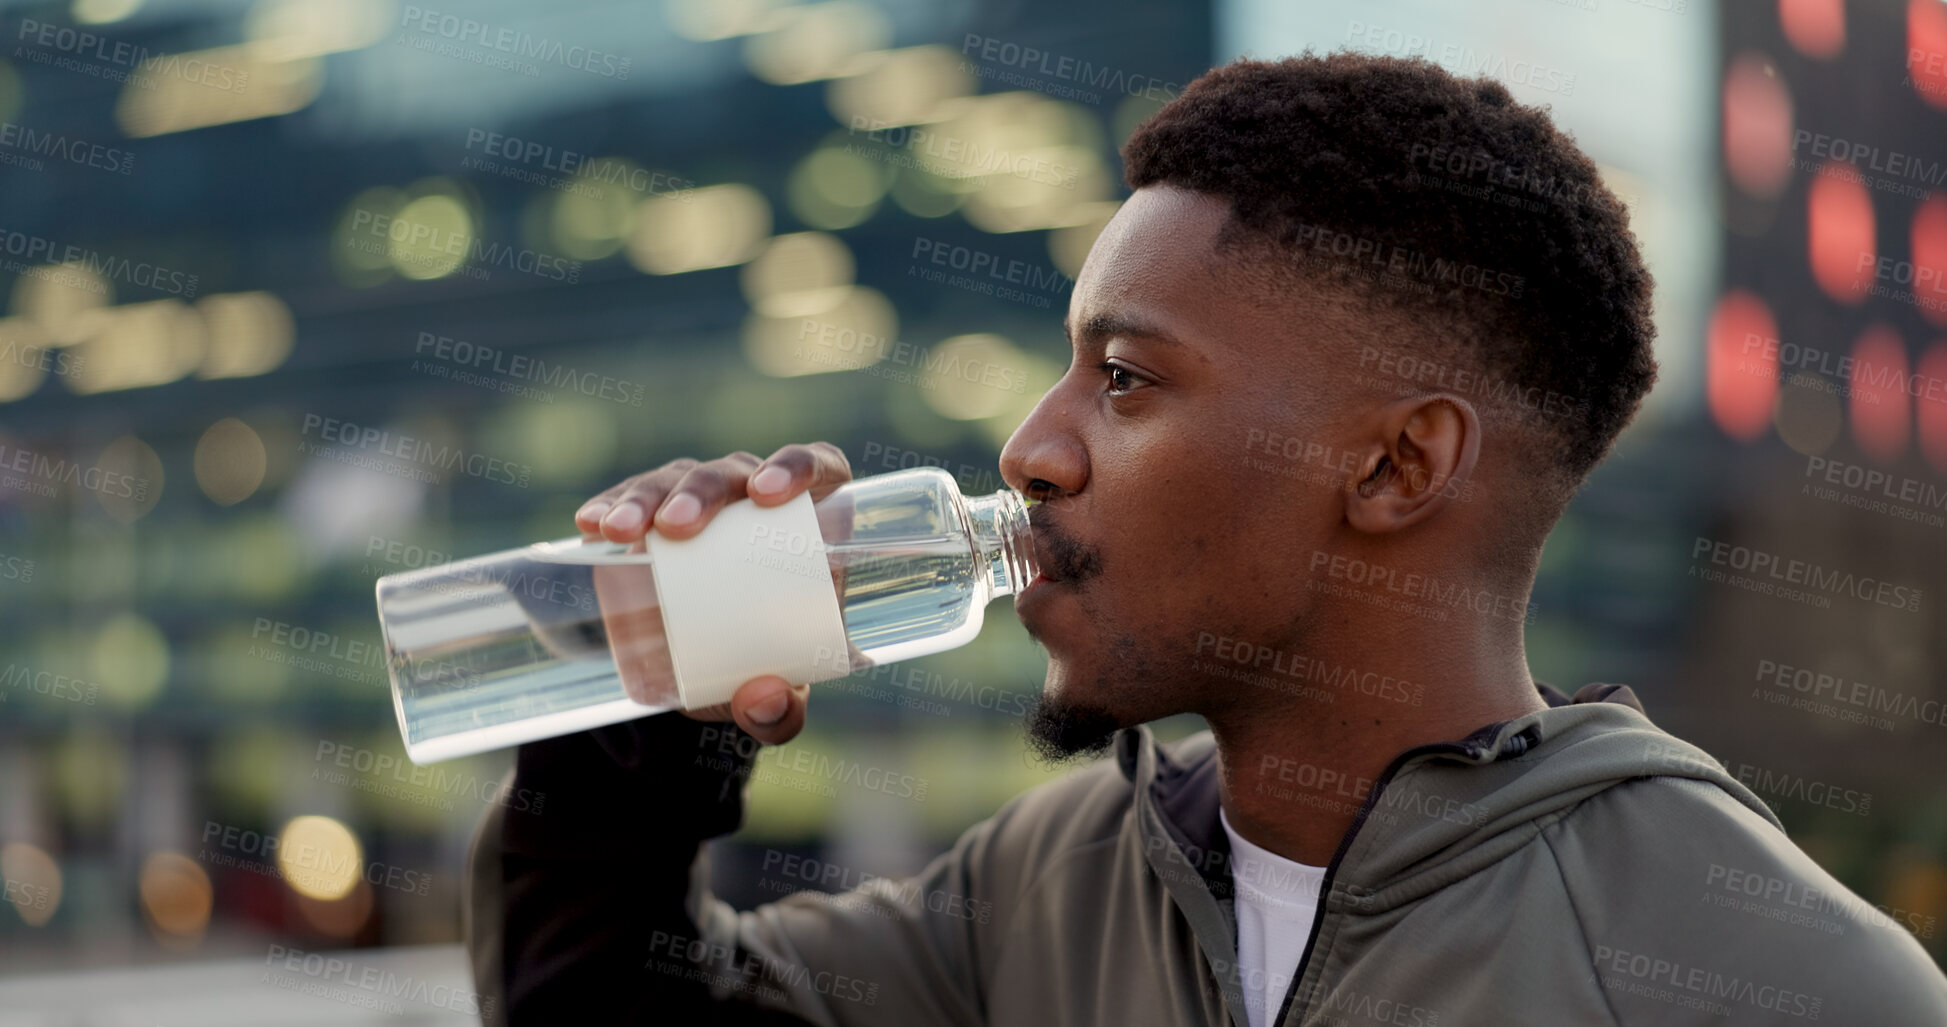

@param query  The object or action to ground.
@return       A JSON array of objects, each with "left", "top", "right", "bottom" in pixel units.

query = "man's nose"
[{"left": 999, "top": 390, "right": 1086, "bottom": 499}]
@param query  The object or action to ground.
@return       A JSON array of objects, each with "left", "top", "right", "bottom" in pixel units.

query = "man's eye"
[{"left": 1100, "top": 362, "right": 1147, "bottom": 395}]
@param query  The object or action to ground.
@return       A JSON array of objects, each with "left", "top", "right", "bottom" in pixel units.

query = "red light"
[
  {"left": 1850, "top": 325, "right": 1909, "bottom": 461},
  {"left": 1808, "top": 162, "right": 1875, "bottom": 304},
  {"left": 1781, "top": 0, "right": 1846, "bottom": 59},
  {"left": 1723, "top": 54, "right": 1795, "bottom": 198},
  {"left": 1707, "top": 290, "right": 1781, "bottom": 441},
  {"left": 1912, "top": 193, "right": 1947, "bottom": 327},
  {"left": 1919, "top": 343, "right": 1947, "bottom": 472},
  {"left": 1909, "top": 0, "right": 1947, "bottom": 110}
]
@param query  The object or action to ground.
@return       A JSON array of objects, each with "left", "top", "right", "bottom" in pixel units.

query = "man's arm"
[
  {"left": 1546, "top": 775, "right": 1947, "bottom": 1025},
  {"left": 468, "top": 440, "right": 1011, "bottom": 1023},
  {"left": 468, "top": 711, "right": 996, "bottom": 1026},
  {"left": 471, "top": 712, "right": 747, "bottom": 1022}
]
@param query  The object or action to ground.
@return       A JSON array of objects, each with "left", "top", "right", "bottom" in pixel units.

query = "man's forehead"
[
  {"left": 1066, "top": 187, "right": 1310, "bottom": 361},
  {"left": 1064, "top": 188, "right": 1236, "bottom": 341},
  {"left": 1088, "top": 186, "right": 1233, "bottom": 262}
]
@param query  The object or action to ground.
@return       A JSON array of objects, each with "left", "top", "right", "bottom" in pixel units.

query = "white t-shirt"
[{"left": 1220, "top": 808, "right": 1329, "bottom": 1027}]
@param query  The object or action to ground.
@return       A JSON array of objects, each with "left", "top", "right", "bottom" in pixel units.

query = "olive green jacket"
[{"left": 466, "top": 684, "right": 1947, "bottom": 1024}]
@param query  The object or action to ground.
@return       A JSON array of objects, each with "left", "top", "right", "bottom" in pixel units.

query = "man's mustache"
[{"left": 1030, "top": 507, "right": 1101, "bottom": 584}]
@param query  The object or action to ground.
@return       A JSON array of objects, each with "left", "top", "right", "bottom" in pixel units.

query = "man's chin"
[{"left": 1022, "top": 690, "right": 1123, "bottom": 766}]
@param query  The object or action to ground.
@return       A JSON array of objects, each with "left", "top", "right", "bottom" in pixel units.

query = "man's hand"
[{"left": 575, "top": 442, "right": 853, "bottom": 746}]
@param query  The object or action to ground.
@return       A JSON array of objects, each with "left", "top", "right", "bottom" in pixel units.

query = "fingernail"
[
  {"left": 750, "top": 465, "right": 790, "bottom": 494},
  {"left": 748, "top": 691, "right": 789, "bottom": 726},
  {"left": 603, "top": 503, "right": 643, "bottom": 532},
  {"left": 659, "top": 493, "right": 701, "bottom": 526},
  {"left": 578, "top": 500, "right": 612, "bottom": 522}
]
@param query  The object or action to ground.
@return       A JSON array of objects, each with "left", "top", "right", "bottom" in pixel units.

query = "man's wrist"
[{"left": 502, "top": 714, "right": 759, "bottom": 856}]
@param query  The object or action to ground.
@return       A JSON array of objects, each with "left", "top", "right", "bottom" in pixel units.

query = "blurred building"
[{"left": 0, "top": 0, "right": 1213, "bottom": 987}]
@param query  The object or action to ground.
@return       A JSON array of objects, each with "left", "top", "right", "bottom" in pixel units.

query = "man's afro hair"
[{"left": 1123, "top": 52, "right": 1657, "bottom": 487}]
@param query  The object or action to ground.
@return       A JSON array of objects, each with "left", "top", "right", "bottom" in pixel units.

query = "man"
[{"left": 468, "top": 54, "right": 1947, "bottom": 1024}]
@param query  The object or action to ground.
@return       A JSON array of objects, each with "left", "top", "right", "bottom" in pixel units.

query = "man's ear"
[{"left": 1341, "top": 394, "right": 1480, "bottom": 534}]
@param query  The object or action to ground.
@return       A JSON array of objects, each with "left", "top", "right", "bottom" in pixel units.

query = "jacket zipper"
[{"left": 1268, "top": 738, "right": 1481, "bottom": 1027}]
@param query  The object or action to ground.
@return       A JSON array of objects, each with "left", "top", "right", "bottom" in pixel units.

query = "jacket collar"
[
  {"left": 1115, "top": 683, "right": 1680, "bottom": 1027},
  {"left": 1119, "top": 681, "right": 1653, "bottom": 866},
  {"left": 1120, "top": 681, "right": 1782, "bottom": 923}
]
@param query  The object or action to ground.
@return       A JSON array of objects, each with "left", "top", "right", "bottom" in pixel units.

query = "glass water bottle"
[{"left": 374, "top": 467, "right": 1037, "bottom": 763}]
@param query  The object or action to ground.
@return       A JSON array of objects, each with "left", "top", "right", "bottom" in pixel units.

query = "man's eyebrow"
[{"left": 1063, "top": 312, "right": 1183, "bottom": 348}]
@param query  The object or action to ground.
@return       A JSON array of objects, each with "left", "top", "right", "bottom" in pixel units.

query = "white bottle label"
[{"left": 646, "top": 491, "right": 852, "bottom": 709}]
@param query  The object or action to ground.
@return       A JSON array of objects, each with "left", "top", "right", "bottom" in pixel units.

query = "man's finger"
[
  {"left": 729, "top": 675, "right": 807, "bottom": 745},
  {"left": 748, "top": 442, "right": 853, "bottom": 505},
  {"left": 587, "top": 461, "right": 696, "bottom": 542},
  {"left": 651, "top": 453, "right": 762, "bottom": 541}
]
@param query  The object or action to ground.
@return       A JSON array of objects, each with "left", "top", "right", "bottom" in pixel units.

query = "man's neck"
[{"left": 1206, "top": 637, "right": 1547, "bottom": 868}]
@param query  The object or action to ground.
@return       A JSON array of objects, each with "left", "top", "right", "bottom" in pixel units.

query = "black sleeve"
[
  {"left": 471, "top": 557, "right": 992, "bottom": 1026},
  {"left": 475, "top": 713, "right": 815, "bottom": 1026}
]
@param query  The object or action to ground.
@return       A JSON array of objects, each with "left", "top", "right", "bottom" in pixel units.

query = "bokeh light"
[
  {"left": 888, "top": 161, "right": 967, "bottom": 219},
  {"left": 911, "top": 92, "right": 1114, "bottom": 234},
  {"left": 90, "top": 612, "right": 170, "bottom": 709},
  {"left": 549, "top": 158, "right": 645, "bottom": 260},
  {"left": 1807, "top": 161, "right": 1875, "bottom": 304},
  {"left": 787, "top": 145, "right": 891, "bottom": 230},
  {"left": 116, "top": 48, "right": 321, "bottom": 137},
  {"left": 1706, "top": 290, "right": 1780, "bottom": 440},
  {"left": 741, "top": 232, "right": 856, "bottom": 317},
  {"left": 296, "top": 878, "right": 374, "bottom": 939},
  {"left": 743, "top": 1, "right": 891, "bottom": 85},
  {"left": 12, "top": 261, "right": 111, "bottom": 345},
  {"left": 275, "top": 815, "right": 363, "bottom": 901},
  {"left": 1722, "top": 54, "right": 1794, "bottom": 199},
  {"left": 0, "top": 843, "right": 63, "bottom": 927},
  {"left": 1779, "top": 0, "right": 1845, "bottom": 59},
  {"left": 93, "top": 434, "right": 165, "bottom": 523},
  {"left": 826, "top": 45, "right": 973, "bottom": 128},
  {"left": 333, "top": 187, "right": 406, "bottom": 285},
  {"left": 65, "top": 300, "right": 205, "bottom": 395},
  {"left": 1912, "top": 193, "right": 1947, "bottom": 327},
  {"left": 72, "top": 0, "right": 142, "bottom": 24},
  {"left": 744, "top": 286, "right": 897, "bottom": 378},
  {"left": 138, "top": 852, "right": 213, "bottom": 943},
  {"left": 194, "top": 417, "right": 269, "bottom": 506},
  {"left": 0, "top": 319, "right": 51, "bottom": 402},
  {"left": 919, "top": 334, "right": 1031, "bottom": 421},
  {"left": 1909, "top": 0, "right": 1947, "bottom": 110},
  {"left": 196, "top": 291, "right": 295, "bottom": 379},
  {"left": 244, "top": 0, "right": 391, "bottom": 61},
  {"left": 389, "top": 192, "right": 474, "bottom": 281},
  {"left": 664, "top": 0, "right": 788, "bottom": 41},
  {"left": 627, "top": 184, "right": 771, "bottom": 274}
]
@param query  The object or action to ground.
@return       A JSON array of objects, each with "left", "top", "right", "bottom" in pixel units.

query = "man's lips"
[
  {"left": 1015, "top": 569, "right": 1066, "bottom": 622},
  {"left": 1024, "top": 500, "right": 1104, "bottom": 598},
  {"left": 1026, "top": 511, "right": 1072, "bottom": 585},
  {"left": 1018, "top": 540, "right": 1071, "bottom": 612},
  {"left": 1027, "top": 542, "right": 1064, "bottom": 586}
]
